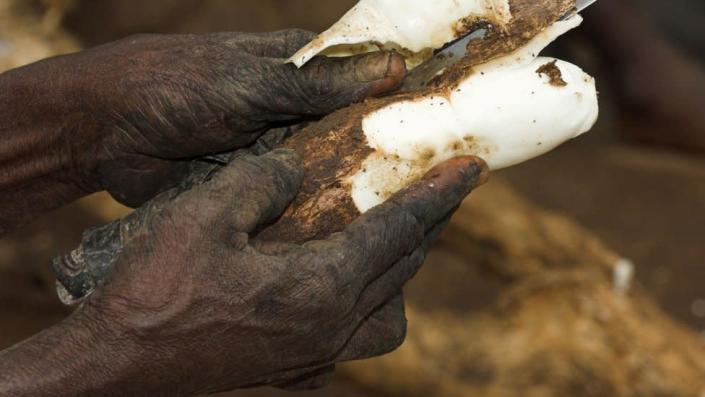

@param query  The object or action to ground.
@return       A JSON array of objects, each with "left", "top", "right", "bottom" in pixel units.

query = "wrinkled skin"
[
  {"left": 0, "top": 29, "right": 406, "bottom": 230},
  {"left": 93, "top": 150, "right": 485, "bottom": 395},
  {"left": 73, "top": 30, "right": 406, "bottom": 206},
  {"left": 0, "top": 151, "right": 487, "bottom": 397},
  {"left": 0, "top": 28, "right": 487, "bottom": 396}
]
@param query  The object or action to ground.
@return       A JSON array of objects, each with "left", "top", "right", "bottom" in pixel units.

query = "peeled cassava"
[
  {"left": 260, "top": 0, "right": 598, "bottom": 241},
  {"left": 54, "top": 0, "right": 599, "bottom": 302}
]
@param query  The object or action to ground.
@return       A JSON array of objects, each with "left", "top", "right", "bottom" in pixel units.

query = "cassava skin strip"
[{"left": 290, "top": 0, "right": 513, "bottom": 68}]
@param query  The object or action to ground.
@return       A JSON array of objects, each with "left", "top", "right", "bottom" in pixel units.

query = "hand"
[
  {"left": 69, "top": 149, "right": 487, "bottom": 396},
  {"left": 0, "top": 30, "right": 404, "bottom": 232},
  {"left": 57, "top": 30, "right": 406, "bottom": 206}
]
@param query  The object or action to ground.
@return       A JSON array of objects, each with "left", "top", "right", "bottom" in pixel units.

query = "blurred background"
[{"left": 1, "top": 1, "right": 704, "bottom": 396}]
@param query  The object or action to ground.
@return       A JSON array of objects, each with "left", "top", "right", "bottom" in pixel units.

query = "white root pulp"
[
  {"left": 289, "top": 0, "right": 512, "bottom": 68},
  {"left": 289, "top": 2, "right": 599, "bottom": 213},
  {"left": 350, "top": 15, "right": 599, "bottom": 212}
]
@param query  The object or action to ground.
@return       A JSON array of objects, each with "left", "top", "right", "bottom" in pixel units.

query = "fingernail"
[
  {"left": 422, "top": 156, "right": 489, "bottom": 190},
  {"left": 356, "top": 51, "right": 407, "bottom": 95}
]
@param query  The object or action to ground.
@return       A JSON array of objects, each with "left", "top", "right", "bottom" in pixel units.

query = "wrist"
[
  {"left": 0, "top": 306, "right": 146, "bottom": 397},
  {"left": 69, "top": 300, "right": 201, "bottom": 396},
  {"left": 0, "top": 55, "right": 106, "bottom": 224}
]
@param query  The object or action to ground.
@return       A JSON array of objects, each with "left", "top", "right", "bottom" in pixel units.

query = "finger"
[
  {"left": 194, "top": 149, "right": 304, "bottom": 233},
  {"left": 390, "top": 157, "right": 488, "bottom": 230},
  {"left": 210, "top": 29, "right": 317, "bottom": 58},
  {"left": 308, "top": 156, "right": 487, "bottom": 288},
  {"left": 274, "top": 365, "right": 336, "bottom": 392},
  {"left": 351, "top": 218, "right": 450, "bottom": 318},
  {"left": 337, "top": 294, "right": 406, "bottom": 362},
  {"left": 420, "top": 213, "right": 454, "bottom": 253},
  {"left": 259, "top": 51, "right": 407, "bottom": 118}
]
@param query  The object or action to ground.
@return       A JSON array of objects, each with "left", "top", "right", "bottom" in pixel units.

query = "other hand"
[
  {"left": 76, "top": 149, "right": 487, "bottom": 396},
  {"left": 54, "top": 30, "right": 406, "bottom": 206}
]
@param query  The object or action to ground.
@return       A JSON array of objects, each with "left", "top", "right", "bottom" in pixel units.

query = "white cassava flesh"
[
  {"left": 256, "top": 0, "right": 598, "bottom": 242},
  {"left": 350, "top": 15, "right": 599, "bottom": 211},
  {"left": 290, "top": 0, "right": 512, "bottom": 67}
]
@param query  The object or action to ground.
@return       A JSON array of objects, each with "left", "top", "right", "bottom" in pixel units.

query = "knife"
[{"left": 401, "top": 0, "right": 598, "bottom": 91}]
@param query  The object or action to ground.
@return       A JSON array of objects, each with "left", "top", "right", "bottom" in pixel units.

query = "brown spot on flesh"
[
  {"left": 447, "top": 140, "right": 466, "bottom": 153},
  {"left": 536, "top": 60, "right": 568, "bottom": 87},
  {"left": 420, "top": 148, "right": 437, "bottom": 161}
]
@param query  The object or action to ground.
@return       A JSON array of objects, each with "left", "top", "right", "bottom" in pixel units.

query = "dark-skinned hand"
[
  {"left": 50, "top": 29, "right": 406, "bottom": 206},
  {"left": 64, "top": 150, "right": 487, "bottom": 396}
]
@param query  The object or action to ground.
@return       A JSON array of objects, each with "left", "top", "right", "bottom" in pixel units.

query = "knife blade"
[{"left": 401, "top": 0, "right": 598, "bottom": 91}]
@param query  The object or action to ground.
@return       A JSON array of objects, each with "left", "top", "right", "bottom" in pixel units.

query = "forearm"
[
  {"left": 0, "top": 307, "right": 191, "bottom": 397},
  {"left": 0, "top": 310, "right": 117, "bottom": 396},
  {"left": 0, "top": 58, "right": 100, "bottom": 233}
]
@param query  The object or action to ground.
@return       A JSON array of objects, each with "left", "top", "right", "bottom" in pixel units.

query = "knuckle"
[
  {"left": 363, "top": 204, "right": 424, "bottom": 251},
  {"left": 393, "top": 202, "right": 425, "bottom": 233},
  {"left": 371, "top": 201, "right": 420, "bottom": 231},
  {"left": 296, "top": 61, "right": 341, "bottom": 102},
  {"left": 161, "top": 200, "right": 213, "bottom": 233},
  {"left": 264, "top": 154, "right": 304, "bottom": 190}
]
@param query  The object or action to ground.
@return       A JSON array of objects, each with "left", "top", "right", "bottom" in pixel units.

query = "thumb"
[{"left": 263, "top": 51, "right": 407, "bottom": 117}]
